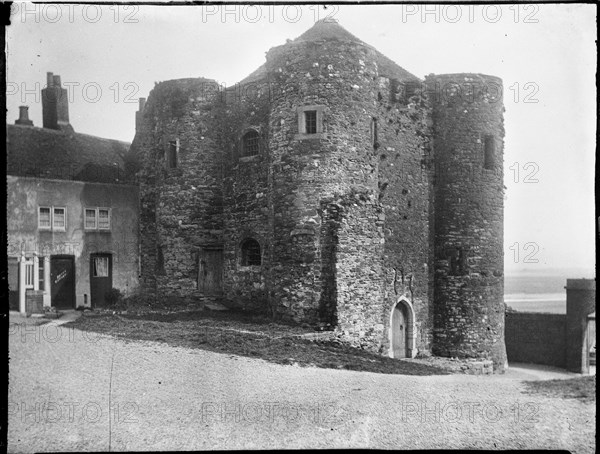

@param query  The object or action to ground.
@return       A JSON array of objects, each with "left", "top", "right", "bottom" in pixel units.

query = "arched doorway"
[{"left": 389, "top": 298, "right": 416, "bottom": 359}]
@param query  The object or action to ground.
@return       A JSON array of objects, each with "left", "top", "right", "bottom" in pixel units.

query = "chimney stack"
[
  {"left": 15, "top": 106, "right": 33, "bottom": 126},
  {"left": 42, "top": 71, "right": 72, "bottom": 131},
  {"left": 135, "top": 97, "right": 147, "bottom": 131}
]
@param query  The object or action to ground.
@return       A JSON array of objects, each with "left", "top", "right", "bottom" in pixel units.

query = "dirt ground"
[{"left": 8, "top": 312, "right": 596, "bottom": 452}]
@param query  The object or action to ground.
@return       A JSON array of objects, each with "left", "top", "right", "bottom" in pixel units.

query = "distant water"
[{"left": 504, "top": 271, "right": 594, "bottom": 314}]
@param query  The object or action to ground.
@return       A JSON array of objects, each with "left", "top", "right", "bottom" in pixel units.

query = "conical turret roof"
[
  {"left": 294, "top": 19, "right": 365, "bottom": 44},
  {"left": 238, "top": 20, "right": 419, "bottom": 84}
]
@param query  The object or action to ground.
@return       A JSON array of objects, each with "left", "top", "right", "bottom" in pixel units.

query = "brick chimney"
[
  {"left": 42, "top": 72, "right": 73, "bottom": 132},
  {"left": 135, "top": 97, "right": 146, "bottom": 131},
  {"left": 15, "top": 106, "right": 33, "bottom": 126}
]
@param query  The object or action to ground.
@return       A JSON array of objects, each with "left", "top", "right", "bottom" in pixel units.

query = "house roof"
[
  {"left": 238, "top": 19, "right": 420, "bottom": 85},
  {"left": 6, "top": 124, "right": 131, "bottom": 183}
]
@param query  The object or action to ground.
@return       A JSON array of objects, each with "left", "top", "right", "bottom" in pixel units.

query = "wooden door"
[
  {"left": 198, "top": 249, "right": 223, "bottom": 296},
  {"left": 8, "top": 257, "right": 19, "bottom": 311},
  {"left": 51, "top": 256, "right": 75, "bottom": 309},
  {"left": 90, "top": 253, "right": 113, "bottom": 308},
  {"left": 392, "top": 304, "right": 408, "bottom": 358}
]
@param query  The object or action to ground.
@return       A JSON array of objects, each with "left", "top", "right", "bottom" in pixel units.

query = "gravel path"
[{"left": 8, "top": 318, "right": 595, "bottom": 452}]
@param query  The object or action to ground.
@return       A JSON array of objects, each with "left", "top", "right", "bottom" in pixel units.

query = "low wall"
[{"left": 505, "top": 312, "right": 566, "bottom": 368}]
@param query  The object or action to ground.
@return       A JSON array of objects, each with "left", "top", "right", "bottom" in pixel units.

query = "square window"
[
  {"left": 98, "top": 209, "right": 110, "bottom": 230},
  {"left": 304, "top": 110, "right": 317, "bottom": 134},
  {"left": 39, "top": 207, "right": 51, "bottom": 229},
  {"left": 53, "top": 208, "right": 66, "bottom": 230},
  {"left": 85, "top": 209, "right": 97, "bottom": 229}
]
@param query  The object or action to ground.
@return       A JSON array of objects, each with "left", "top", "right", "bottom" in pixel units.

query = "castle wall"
[
  {"left": 429, "top": 74, "right": 507, "bottom": 371},
  {"left": 132, "top": 79, "right": 224, "bottom": 300},
  {"left": 220, "top": 82, "right": 272, "bottom": 311},
  {"left": 375, "top": 77, "right": 434, "bottom": 356}
]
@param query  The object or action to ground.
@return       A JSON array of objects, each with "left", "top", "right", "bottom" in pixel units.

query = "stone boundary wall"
[{"left": 505, "top": 312, "right": 566, "bottom": 368}]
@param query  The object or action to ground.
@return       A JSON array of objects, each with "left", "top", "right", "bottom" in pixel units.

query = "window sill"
[
  {"left": 294, "top": 133, "right": 326, "bottom": 141},
  {"left": 238, "top": 265, "right": 262, "bottom": 272},
  {"left": 239, "top": 155, "right": 260, "bottom": 163}
]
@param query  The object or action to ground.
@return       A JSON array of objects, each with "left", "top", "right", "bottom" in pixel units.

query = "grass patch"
[
  {"left": 522, "top": 376, "right": 596, "bottom": 402},
  {"left": 67, "top": 310, "right": 451, "bottom": 376}
]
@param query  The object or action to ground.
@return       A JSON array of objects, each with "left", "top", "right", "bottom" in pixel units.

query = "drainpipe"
[{"left": 18, "top": 254, "right": 26, "bottom": 314}]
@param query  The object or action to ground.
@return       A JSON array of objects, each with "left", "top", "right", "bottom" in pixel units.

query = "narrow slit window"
[
  {"left": 304, "top": 110, "right": 317, "bottom": 134},
  {"left": 484, "top": 136, "right": 495, "bottom": 170},
  {"left": 241, "top": 238, "right": 261, "bottom": 266},
  {"left": 372, "top": 117, "right": 379, "bottom": 150},
  {"left": 168, "top": 141, "right": 178, "bottom": 168}
]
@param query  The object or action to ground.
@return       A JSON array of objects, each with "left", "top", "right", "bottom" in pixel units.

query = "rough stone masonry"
[{"left": 129, "top": 20, "right": 507, "bottom": 371}]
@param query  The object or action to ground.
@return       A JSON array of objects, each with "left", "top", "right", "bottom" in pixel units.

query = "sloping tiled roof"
[
  {"left": 238, "top": 19, "right": 420, "bottom": 85},
  {"left": 6, "top": 124, "right": 131, "bottom": 183}
]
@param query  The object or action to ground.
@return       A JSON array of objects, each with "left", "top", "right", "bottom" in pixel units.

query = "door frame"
[
  {"left": 50, "top": 255, "right": 76, "bottom": 309},
  {"left": 388, "top": 297, "right": 417, "bottom": 359}
]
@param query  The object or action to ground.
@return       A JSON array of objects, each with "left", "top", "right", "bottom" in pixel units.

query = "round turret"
[
  {"left": 428, "top": 73, "right": 507, "bottom": 371},
  {"left": 263, "top": 22, "right": 382, "bottom": 323}
]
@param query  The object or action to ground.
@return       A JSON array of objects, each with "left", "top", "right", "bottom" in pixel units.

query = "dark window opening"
[
  {"left": 450, "top": 248, "right": 468, "bottom": 275},
  {"left": 304, "top": 110, "right": 317, "bottom": 134},
  {"left": 242, "top": 130, "right": 259, "bottom": 157},
  {"left": 168, "top": 141, "right": 177, "bottom": 168},
  {"left": 372, "top": 117, "right": 380, "bottom": 150},
  {"left": 484, "top": 136, "right": 495, "bottom": 170},
  {"left": 241, "top": 238, "right": 261, "bottom": 266}
]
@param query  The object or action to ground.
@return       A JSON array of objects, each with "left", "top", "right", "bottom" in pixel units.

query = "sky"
[{"left": 5, "top": 3, "right": 597, "bottom": 275}]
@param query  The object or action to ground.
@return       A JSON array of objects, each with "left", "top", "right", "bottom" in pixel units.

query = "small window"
[
  {"left": 484, "top": 136, "right": 495, "bottom": 170},
  {"left": 92, "top": 256, "right": 109, "bottom": 277},
  {"left": 240, "top": 238, "right": 261, "bottom": 266},
  {"left": 304, "top": 110, "right": 317, "bottom": 134},
  {"left": 242, "top": 130, "right": 260, "bottom": 157},
  {"left": 168, "top": 141, "right": 178, "bottom": 168},
  {"left": 296, "top": 105, "right": 324, "bottom": 138},
  {"left": 52, "top": 207, "right": 66, "bottom": 231},
  {"left": 25, "top": 263, "right": 34, "bottom": 288},
  {"left": 38, "top": 207, "right": 51, "bottom": 229},
  {"left": 85, "top": 209, "right": 97, "bottom": 229},
  {"left": 98, "top": 209, "right": 111, "bottom": 230}
]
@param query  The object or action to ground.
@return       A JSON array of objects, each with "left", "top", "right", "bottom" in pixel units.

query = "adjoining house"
[{"left": 7, "top": 72, "right": 139, "bottom": 313}]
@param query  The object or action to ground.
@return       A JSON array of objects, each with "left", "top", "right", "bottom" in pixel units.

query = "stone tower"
[{"left": 429, "top": 74, "right": 507, "bottom": 371}]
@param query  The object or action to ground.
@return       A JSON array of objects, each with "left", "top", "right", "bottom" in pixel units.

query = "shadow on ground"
[
  {"left": 520, "top": 376, "right": 596, "bottom": 402},
  {"left": 66, "top": 310, "right": 451, "bottom": 376}
]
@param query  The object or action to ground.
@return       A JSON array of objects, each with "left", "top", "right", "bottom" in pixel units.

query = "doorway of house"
[
  {"left": 392, "top": 302, "right": 409, "bottom": 358},
  {"left": 198, "top": 248, "right": 223, "bottom": 296},
  {"left": 51, "top": 255, "right": 76, "bottom": 309},
  {"left": 90, "top": 253, "right": 113, "bottom": 308}
]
